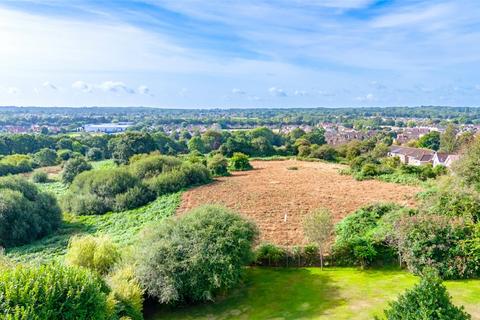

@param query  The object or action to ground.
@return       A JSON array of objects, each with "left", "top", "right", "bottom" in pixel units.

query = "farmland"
[{"left": 178, "top": 160, "right": 419, "bottom": 245}]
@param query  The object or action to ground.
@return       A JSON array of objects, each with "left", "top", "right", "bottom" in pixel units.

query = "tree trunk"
[{"left": 320, "top": 248, "right": 324, "bottom": 270}]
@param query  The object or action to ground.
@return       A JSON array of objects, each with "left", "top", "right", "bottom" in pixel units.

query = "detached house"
[{"left": 388, "top": 146, "right": 459, "bottom": 167}]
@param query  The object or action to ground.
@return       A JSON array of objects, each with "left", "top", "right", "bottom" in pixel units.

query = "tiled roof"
[{"left": 389, "top": 146, "right": 434, "bottom": 160}]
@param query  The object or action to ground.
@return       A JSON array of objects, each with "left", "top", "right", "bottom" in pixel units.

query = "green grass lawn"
[{"left": 146, "top": 267, "right": 480, "bottom": 320}]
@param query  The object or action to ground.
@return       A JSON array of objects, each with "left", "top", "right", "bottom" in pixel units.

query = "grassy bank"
[{"left": 146, "top": 267, "right": 480, "bottom": 320}]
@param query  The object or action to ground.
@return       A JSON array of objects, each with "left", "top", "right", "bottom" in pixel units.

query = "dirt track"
[{"left": 178, "top": 160, "right": 419, "bottom": 246}]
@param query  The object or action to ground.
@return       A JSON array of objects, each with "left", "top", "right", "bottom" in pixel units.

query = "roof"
[
  {"left": 435, "top": 152, "right": 450, "bottom": 163},
  {"left": 389, "top": 146, "right": 434, "bottom": 160}
]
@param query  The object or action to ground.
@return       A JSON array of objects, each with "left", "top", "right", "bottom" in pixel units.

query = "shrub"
[
  {"left": 33, "top": 148, "right": 58, "bottom": 167},
  {"left": 0, "top": 176, "right": 62, "bottom": 248},
  {"left": 62, "top": 168, "right": 154, "bottom": 215},
  {"left": 107, "top": 266, "right": 144, "bottom": 320},
  {"left": 0, "top": 154, "right": 34, "bottom": 176},
  {"left": 146, "top": 169, "right": 188, "bottom": 196},
  {"left": 135, "top": 205, "right": 258, "bottom": 304},
  {"left": 65, "top": 235, "right": 121, "bottom": 275},
  {"left": 57, "top": 149, "right": 74, "bottom": 161},
  {"left": 179, "top": 163, "right": 212, "bottom": 185},
  {"left": 32, "top": 170, "right": 49, "bottom": 183},
  {"left": 381, "top": 271, "right": 471, "bottom": 320},
  {"left": 87, "top": 147, "right": 104, "bottom": 161},
  {"left": 0, "top": 263, "right": 111, "bottom": 319},
  {"left": 129, "top": 154, "right": 182, "bottom": 179},
  {"left": 397, "top": 214, "right": 479, "bottom": 279},
  {"left": 229, "top": 152, "right": 252, "bottom": 171},
  {"left": 310, "top": 144, "right": 337, "bottom": 161},
  {"left": 207, "top": 154, "right": 229, "bottom": 176},
  {"left": 333, "top": 203, "right": 406, "bottom": 267},
  {"left": 62, "top": 157, "right": 92, "bottom": 184},
  {"left": 254, "top": 243, "right": 286, "bottom": 266}
]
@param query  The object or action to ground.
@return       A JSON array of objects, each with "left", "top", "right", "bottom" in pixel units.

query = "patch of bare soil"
[{"left": 178, "top": 160, "right": 419, "bottom": 246}]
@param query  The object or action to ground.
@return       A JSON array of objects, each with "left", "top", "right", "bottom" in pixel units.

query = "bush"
[
  {"left": 0, "top": 176, "right": 62, "bottom": 247},
  {"left": 333, "top": 203, "right": 406, "bottom": 267},
  {"left": 254, "top": 243, "right": 286, "bottom": 266},
  {"left": 32, "top": 170, "right": 49, "bottom": 183},
  {"left": 107, "top": 266, "right": 144, "bottom": 320},
  {"left": 309, "top": 144, "right": 337, "bottom": 161},
  {"left": 87, "top": 147, "right": 104, "bottom": 161},
  {"left": 129, "top": 154, "right": 182, "bottom": 179},
  {"left": 33, "top": 148, "right": 58, "bottom": 167},
  {"left": 207, "top": 154, "right": 229, "bottom": 176},
  {"left": 381, "top": 271, "right": 471, "bottom": 320},
  {"left": 179, "top": 163, "right": 212, "bottom": 185},
  {"left": 397, "top": 214, "right": 479, "bottom": 279},
  {"left": 229, "top": 152, "right": 252, "bottom": 171},
  {"left": 135, "top": 205, "right": 258, "bottom": 304},
  {"left": 0, "top": 154, "right": 34, "bottom": 176},
  {"left": 57, "top": 149, "right": 74, "bottom": 161},
  {"left": 65, "top": 235, "right": 121, "bottom": 275},
  {"left": 0, "top": 263, "right": 111, "bottom": 319},
  {"left": 62, "top": 168, "right": 154, "bottom": 215},
  {"left": 146, "top": 169, "right": 188, "bottom": 196},
  {"left": 62, "top": 157, "right": 92, "bottom": 184}
]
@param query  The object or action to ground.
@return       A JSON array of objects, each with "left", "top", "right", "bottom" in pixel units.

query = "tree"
[
  {"left": 440, "top": 123, "right": 457, "bottom": 153},
  {"left": 303, "top": 208, "right": 334, "bottom": 270},
  {"left": 305, "top": 128, "right": 326, "bottom": 145},
  {"left": 33, "top": 148, "right": 58, "bottom": 166},
  {"left": 62, "top": 157, "right": 92, "bottom": 184},
  {"left": 108, "top": 132, "right": 156, "bottom": 165},
  {"left": 187, "top": 136, "right": 206, "bottom": 153},
  {"left": 86, "top": 147, "right": 103, "bottom": 161},
  {"left": 417, "top": 131, "right": 440, "bottom": 151},
  {"left": 229, "top": 152, "right": 252, "bottom": 171},
  {"left": 207, "top": 154, "right": 229, "bottom": 176},
  {"left": 453, "top": 136, "right": 480, "bottom": 191},
  {"left": 381, "top": 270, "right": 471, "bottom": 320},
  {"left": 135, "top": 205, "right": 258, "bottom": 304}
]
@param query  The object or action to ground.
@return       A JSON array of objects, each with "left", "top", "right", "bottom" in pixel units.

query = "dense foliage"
[
  {"left": 0, "top": 263, "right": 111, "bottom": 319},
  {"left": 0, "top": 176, "right": 62, "bottom": 247},
  {"left": 62, "top": 157, "right": 92, "bottom": 184},
  {"left": 229, "top": 152, "right": 253, "bottom": 171},
  {"left": 381, "top": 271, "right": 471, "bottom": 320},
  {"left": 135, "top": 205, "right": 258, "bottom": 304}
]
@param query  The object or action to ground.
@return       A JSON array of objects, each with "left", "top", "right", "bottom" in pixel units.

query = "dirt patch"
[{"left": 178, "top": 160, "right": 420, "bottom": 246}]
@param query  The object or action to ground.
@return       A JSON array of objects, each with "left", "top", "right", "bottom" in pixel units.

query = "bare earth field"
[{"left": 178, "top": 160, "right": 420, "bottom": 246}]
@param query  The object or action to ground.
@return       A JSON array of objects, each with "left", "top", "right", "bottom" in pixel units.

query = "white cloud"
[
  {"left": 7, "top": 87, "right": 20, "bottom": 94},
  {"left": 269, "top": 87, "right": 287, "bottom": 97},
  {"left": 72, "top": 80, "right": 93, "bottom": 93},
  {"left": 371, "top": 3, "right": 452, "bottom": 28},
  {"left": 138, "top": 85, "right": 152, "bottom": 95},
  {"left": 355, "top": 93, "right": 375, "bottom": 102},
  {"left": 232, "top": 88, "right": 246, "bottom": 95},
  {"left": 294, "top": 90, "right": 308, "bottom": 96},
  {"left": 98, "top": 81, "right": 134, "bottom": 94},
  {"left": 42, "top": 81, "right": 57, "bottom": 90}
]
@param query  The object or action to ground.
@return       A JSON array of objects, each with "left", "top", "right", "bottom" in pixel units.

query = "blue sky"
[{"left": 1, "top": 0, "right": 480, "bottom": 108}]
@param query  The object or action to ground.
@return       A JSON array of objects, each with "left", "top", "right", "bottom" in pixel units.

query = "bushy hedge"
[
  {"left": 62, "top": 157, "right": 92, "bottom": 184},
  {"left": 397, "top": 215, "right": 480, "bottom": 279},
  {"left": 332, "top": 203, "right": 410, "bottom": 268},
  {"left": 62, "top": 168, "right": 154, "bottom": 215},
  {"left": 107, "top": 266, "right": 144, "bottom": 320},
  {"left": 229, "top": 152, "right": 252, "bottom": 171},
  {"left": 66, "top": 235, "right": 121, "bottom": 275},
  {"left": 0, "top": 263, "right": 111, "bottom": 319},
  {"left": 145, "top": 163, "right": 211, "bottom": 196},
  {"left": 381, "top": 271, "right": 471, "bottom": 320},
  {"left": 253, "top": 243, "right": 320, "bottom": 267},
  {"left": 0, "top": 176, "right": 62, "bottom": 247},
  {"left": 129, "top": 153, "right": 182, "bottom": 179},
  {"left": 135, "top": 205, "right": 258, "bottom": 304},
  {"left": 0, "top": 154, "right": 35, "bottom": 176},
  {"left": 32, "top": 170, "right": 49, "bottom": 183},
  {"left": 207, "top": 154, "right": 229, "bottom": 176}
]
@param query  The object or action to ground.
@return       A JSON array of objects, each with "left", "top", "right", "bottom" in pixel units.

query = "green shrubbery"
[
  {"left": 332, "top": 203, "right": 410, "bottom": 268},
  {"left": 66, "top": 235, "right": 121, "bottom": 275},
  {"left": 0, "top": 154, "right": 35, "bottom": 176},
  {"left": 229, "top": 152, "right": 252, "bottom": 171},
  {"left": 381, "top": 271, "right": 471, "bottom": 320},
  {"left": 62, "top": 157, "right": 92, "bottom": 184},
  {"left": 207, "top": 154, "right": 229, "bottom": 176},
  {"left": 0, "top": 263, "right": 111, "bottom": 319},
  {"left": 107, "top": 266, "right": 144, "bottom": 320},
  {"left": 0, "top": 176, "right": 62, "bottom": 247},
  {"left": 129, "top": 153, "right": 182, "bottom": 179},
  {"left": 135, "top": 205, "right": 258, "bottom": 304},
  {"left": 62, "top": 168, "right": 155, "bottom": 215},
  {"left": 32, "top": 170, "right": 49, "bottom": 183}
]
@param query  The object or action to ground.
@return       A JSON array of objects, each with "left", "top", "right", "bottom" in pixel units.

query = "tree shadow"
[{"left": 144, "top": 267, "right": 344, "bottom": 320}]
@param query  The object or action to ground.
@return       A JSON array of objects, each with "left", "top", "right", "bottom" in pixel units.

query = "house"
[
  {"left": 433, "top": 153, "right": 460, "bottom": 168},
  {"left": 388, "top": 146, "right": 459, "bottom": 167}
]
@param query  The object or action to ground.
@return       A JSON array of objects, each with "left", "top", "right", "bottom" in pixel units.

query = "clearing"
[
  {"left": 178, "top": 160, "right": 419, "bottom": 245},
  {"left": 146, "top": 267, "right": 480, "bottom": 320}
]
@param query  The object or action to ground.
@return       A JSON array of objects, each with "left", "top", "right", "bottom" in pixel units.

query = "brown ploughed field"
[{"left": 177, "top": 160, "right": 419, "bottom": 246}]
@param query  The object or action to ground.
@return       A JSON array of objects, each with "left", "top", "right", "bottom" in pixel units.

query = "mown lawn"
[
  {"left": 6, "top": 181, "right": 181, "bottom": 263},
  {"left": 146, "top": 267, "right": 480, "bottom": 320}
]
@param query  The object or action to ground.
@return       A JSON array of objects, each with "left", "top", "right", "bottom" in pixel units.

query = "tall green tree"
[{"left": 440, "top": 123, "right": 457, "bottom": 153}]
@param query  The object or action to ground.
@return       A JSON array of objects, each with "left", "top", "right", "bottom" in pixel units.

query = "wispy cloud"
[
  {"left": 269, "top": 87, "right": 287, "bottom": 97},
  {"left": 72, "top": 80, "right": 92, "bottom": 93}
]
